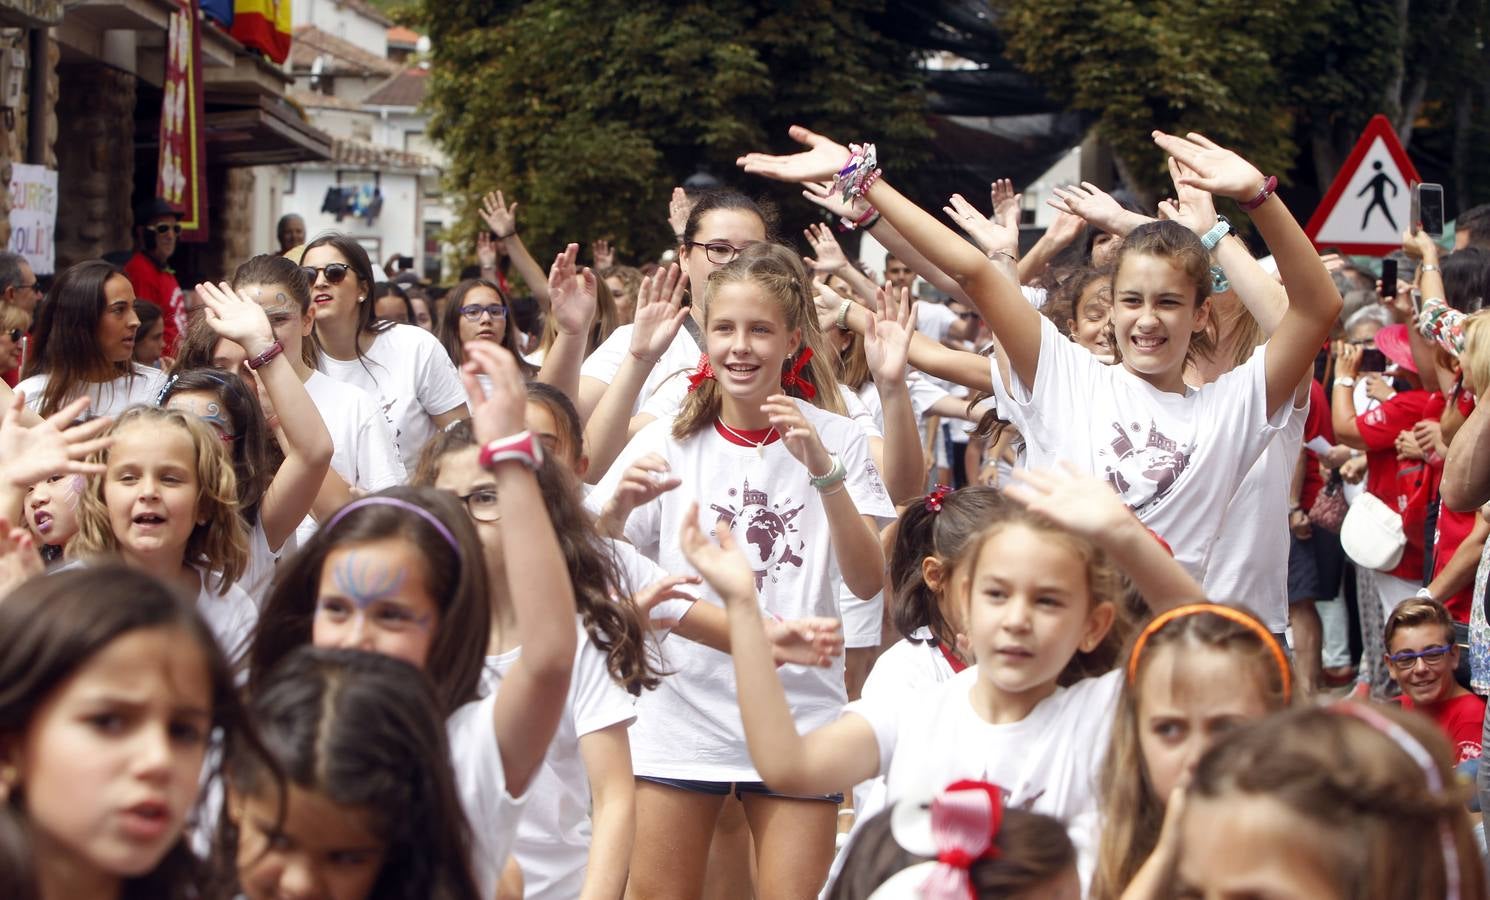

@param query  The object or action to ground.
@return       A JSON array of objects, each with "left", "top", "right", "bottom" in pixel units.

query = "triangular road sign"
[{"left": 1304, "top": 115, "right": 1422, "bottom": 256}]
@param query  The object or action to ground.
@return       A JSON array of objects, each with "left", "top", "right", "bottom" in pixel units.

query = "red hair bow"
[
  {"left": 925, "top": 484, "right": 953, "bottom": 513},
  {"left": 921, "top": 780, "right": 1003, "bottom": 899},
  {"left": 686, "top": 353, "right": 714, "bottom": 392},
  {"left": 781, "top": 347, "right": 816, "bottom": 400}
]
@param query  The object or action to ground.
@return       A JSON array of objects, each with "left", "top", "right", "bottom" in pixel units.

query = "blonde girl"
[
  {"left": 739, "top": 128, "right": 1342, "bottom": 579},
  {"left": 70, "top": 406, "right": 256, "bottom": 659},
  {"left": 588, "top": 241, "right": 895, "bottom": 896},
  {"left": 678, "top": 464, "right": 1204, "bottom": 891},
  {"left": 1091, "top": 604, "right": 1293, "bottom": 899},
  {"left": 1176, "top": 702, "right": 1485, "bottom": 898}
]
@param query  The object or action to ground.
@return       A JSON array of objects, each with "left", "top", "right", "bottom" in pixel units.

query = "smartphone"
[
  {"left": 1380, "top": 259, "right": 1397, "bottom": 298},
  {"left": 1412, "top": 183, "right": 1445, "bottom": 237},
  {"left": 1359, "top": 348, "right": 1388, "bottom": 372}
]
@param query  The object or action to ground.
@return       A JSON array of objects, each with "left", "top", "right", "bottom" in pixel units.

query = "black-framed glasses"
[
  {"left": 153, "top": 223, "right": 183, "bottom": 235},
  {"left": 458, "top": 487, "right": 501, "bottom": 522},
  {"left": 458, "top": 304, "right": 508, "bottom": 322},
  {"left": 688, "top": 241, "right": 748, "bottom": 265},
  {"left": 301, "top": 263, "right": 352, "bottom": 286},
  {"left": 1386, "top": 644, "right": 1454, "bottom": 670}
]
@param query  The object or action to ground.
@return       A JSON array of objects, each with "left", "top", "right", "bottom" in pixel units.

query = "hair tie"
[
  {"left": 781, "top": 346, "right": 816, "bottom": 399},
  {"left": 925, "top": 484, "right": 953, "bottom": 513},
  {"left": 686, "top": 352, "right": 714, "bottom": 392},
  {"left": 154, "top": 372, "right": 180, "bottom": 406},
  {"left": 1331, "top": 702, "right": 1461, "bottom": 900},
  {"left": 1127, "top": 603, "right": 1292, "bottom": 703},
  {"left": 324, "top": 497, "right": 460, "bottom": 555}
]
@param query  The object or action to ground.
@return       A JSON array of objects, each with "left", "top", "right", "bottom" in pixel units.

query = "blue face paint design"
[
  {"left": 200, "top": 401, "right": 233, "bottom": 436},
  {"left": 320, "top": 551, "right": 431, "bottom": 631}
]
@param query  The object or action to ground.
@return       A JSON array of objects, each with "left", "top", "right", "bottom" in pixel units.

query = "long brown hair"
[
  {"left": 70, "top": 407, "right": 249, "bottom": 593},
  {"left": 673, "top": 242, "right": 845, "bottom": 439},
  {"left": 233, "top": 253, "right": 317, "bottom": 369},
  {"left": 1189, "top": 702, "right": 1485, "bottom": 899},
  {"left": 302, "top": 233, "right": 388, "bottom": 370},
  {"left": 22, "top": 260, "right": 137, "bottom": 417},
  {"left": 436, "top": 278, "right": 537, "bottom": 377},
  {"left": 413, "top": 421, "right": 659, "bottom": 694},
  {"left": 888, "top": 487, "right": 1010, "bottom": 648},
  {"left": 1091, "top": 605, "right": 1292, "bottom": 899}
]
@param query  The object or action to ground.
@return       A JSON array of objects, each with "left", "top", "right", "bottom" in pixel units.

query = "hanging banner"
[
  {"left": 157, "top": 0, "right": 208, "bottom": 241},
  {"left": 8, "top": 163, "right": 55, "bottom": 275},
  {"left": 231, "top": 0, "right": 292, "bottom": 64}
]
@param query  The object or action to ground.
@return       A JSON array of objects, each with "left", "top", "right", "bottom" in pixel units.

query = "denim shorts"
[{"left": 637, "top": 775, "right": 844, "bottom": 804}]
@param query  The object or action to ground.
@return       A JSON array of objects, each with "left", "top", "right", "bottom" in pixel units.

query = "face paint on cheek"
[
  {"left": 328, "top": 553, "right": 431, "bottom": 630},
  {"left": 200, "top": 402, "right": 233, "bottom": 435}
]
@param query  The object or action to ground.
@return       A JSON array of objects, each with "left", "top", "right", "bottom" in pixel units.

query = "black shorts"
[
  {"left": 636, "top": 775, "right": 843, "bottom": 804},
  {"left": 1287, "top": 528, "right": 1346, "bottom": 604}
]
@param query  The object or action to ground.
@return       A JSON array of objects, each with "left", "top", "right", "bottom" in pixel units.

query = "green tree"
[{"left": 404, "top": 1, "right": 930, "bottom": 281}]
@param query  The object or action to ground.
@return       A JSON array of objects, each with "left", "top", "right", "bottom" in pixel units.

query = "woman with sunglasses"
[
  {"left": 303, "top": 233, "right": 469, "bottom": 471},
  {"left": 0, "top": 303, "right": 28, "bottom": 383},
  {"left": 18, "top": 259, "right": 166, "bottom": 419}
]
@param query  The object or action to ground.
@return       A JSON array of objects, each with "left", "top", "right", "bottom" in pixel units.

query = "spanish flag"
[{"left": 231, "top": 0, "right": 292, "bottom": 63}]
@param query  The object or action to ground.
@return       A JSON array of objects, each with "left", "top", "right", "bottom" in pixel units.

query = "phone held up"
[
  {"left": 1412, "top": 183, "right": 1445, "bottom": 238},
  {"left": 1380, "top": 258, "right": 1397, "bottom": 298}
]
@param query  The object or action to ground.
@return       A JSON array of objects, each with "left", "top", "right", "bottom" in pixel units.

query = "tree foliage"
[{"left": 404, "top": 1, "right": 930, "bottom": 275}]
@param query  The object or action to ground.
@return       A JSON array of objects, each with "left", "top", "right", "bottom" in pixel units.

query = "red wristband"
[
  {"left": 478, "top": 430, "right": 544, "bottom": 471},
  {"left": 245, "top": 340, "right": 284, "bottom": 370},
  {"left": 1240, "top": 175, "right": 1278, "bottom": 212}
]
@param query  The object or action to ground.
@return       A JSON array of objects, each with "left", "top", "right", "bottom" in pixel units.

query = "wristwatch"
[
  {"left": 1200, "top": 215, "right": 1233, "bottom": 251},
  {"left": 478, "top": 430, "right": 544, "bottom": 471}
]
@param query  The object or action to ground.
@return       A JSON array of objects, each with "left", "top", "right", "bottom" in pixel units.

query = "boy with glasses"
[{"left": 1386, "top": 596, "right": 1485, "bottom": 763}]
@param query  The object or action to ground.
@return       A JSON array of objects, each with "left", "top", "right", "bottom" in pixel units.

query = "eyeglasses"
[
  {"left": 1385, "top": 644, "right": 1454, "bottom": 670},
  {"left": 300, "top": 263, "right": 353, "bottom": 285},
  {"left": 458, "top": 487, "right": 500, "bottom": 522},
  {"left": 458, "top": 304, "right": 508, "bottom": 322},
  {"left": 14, "top": 282, "right": 35, "bottom": 292},
  {"left": 688, "top": 241, "right": 748, "bottom": 265},
  {"left": 3, "top": 328, "right": 22, "bottom": 343},
  {"left": 153, "top": 223, "right": 183, "bottom": 235}
]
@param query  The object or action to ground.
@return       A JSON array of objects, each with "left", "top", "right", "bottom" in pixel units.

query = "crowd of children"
[{"left": 1, "top": 124, "right": 1488, "bottom": 900}]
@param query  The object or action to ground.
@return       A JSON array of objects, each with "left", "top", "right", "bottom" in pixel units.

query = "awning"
[
  {"left": 0, "top": 0, "right": 62, "bottom": 27},
  {"left": 138, "top": 95, "right": 333, "bottom": 166}
]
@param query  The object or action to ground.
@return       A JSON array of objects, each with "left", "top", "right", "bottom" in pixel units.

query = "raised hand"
[
  {"left": 480, "top": 190, "right": 518, "bottom": 237},
  {"left": 195, "top": 281, "right": 276, "bottom": 356},
  {"left": 547, "top": 243, "right": 597, "bottom": 337},
  {"left": 813, "top": 280, "right": 850, "bottom": 332},
  {"left": 477, "top": 231, "right": 500, "bottom": 269},
  {"left": 803, "top": 223, "right": 849, "bottom": 274},
  {"left": 761, "top": 394, "right": 832, "bottom": 475},
  {"left": 668, "top": 187, "right": 693, "bottom": 240},
  {"left": 1151, "top": 132, "right": 1267, "bottom": 203},
  {"left": 0, "top": 515, "right": 42, "bottom": 601},
  {"left": 1157, "top": 157, "right": 1219, "bottom": 236},
  {"left": 1047, "top": 182, "right": 1148, "bottom": 236},
  {"left": 678, "top": 501, "right": 758, "bottom": 605},
  {"left": 0, "top": 394, "right": 111, "bottom": 488},
  {"left": 603, "top": 454, "right": 681, "bottom": 521},
  {"left": 628, "top": 263, "right": 689, "bottom": 364},
  {"left": 1003, "top": 462, "right": 1135, "bottom": 539},
  {"left": 944, "top": 189, "right": 1019, "bottom": 259},
  {"left": 631, "top": 572, "right": 703, "bottom": 628},
  {"left": 1402, "top": 229, "right": 1441, "bottom": 264},
  {"left": 592, "top": 238, "right": 615, "bottom": 270},
  {"left": 460, "top": 341, "right": 528, "bottom": 444},
  {"left": 765, "top": 616, "right": 844, "bottom": 667},
  {"left": 862, "top": 286, "right": 917, "bottom": 385},
  {"left": 800, "top": 180, "right": 868, "bottom": 221},
  {"left": 737, "top": 125, "right": 852, "bottom": 185},
  {"left": 1363, "top": 373, "right": 1396, "bottom": 403},
  {"left": 1334, "top": 341, "right": 1363, "bottom": 379},
  {"left": 1044, "top": 207, "right": 1086, "bottom": 248}
]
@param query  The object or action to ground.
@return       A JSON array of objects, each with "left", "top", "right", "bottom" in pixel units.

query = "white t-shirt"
[
  {"left": 989, "top": 317, "right": 1289, "bottom": 579},
  {"left": 16, "top": 363, "right": 167, "bottom": 419},
  {"left": 1202, "top": 398, "right": 1308, "bottom": 632},
  {"left": 447, "top": 691, "right": 527, "bottom": 900},
  {"left": 587, "top": 402, "right": 895, "bottom": 780},
  {"left": 316, "top": 324, "right": 469, "bottom": 471},
  {"left": 847, "top": 667, "right": 1122, "bottom": 892},
  {"left": 607, "top": 535, "right": 697, "bottom": 640},
  {"left": 581, "top": 322, "right": 703, "bottom": 416},
  {"left": 239, "top": 519, "right": 293, "bottom": 607},
  {"left": 915, "top": 301, "right": 958, "bottom": 343},
  {"left": 193, "top": 566, "right": 258, "bottom": 664},
  {"left": 484, "top": 620, "right": 636, "bottom": 900},
  {"left": 296, "top": 372, "right": 407, "bottom": 545}
]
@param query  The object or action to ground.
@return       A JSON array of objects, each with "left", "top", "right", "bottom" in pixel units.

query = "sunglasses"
[
  {"left": 3, "top": 328, "right": 20, "bottom": 343},
  {"left": 300, "top": 263, "right": 353, "bottom": 286},
  {"left": 458, "top": 304, "right": 508, "bottom": 322},
  {"left": 153, "top": 223, "right": 183, "bottom": 235}
]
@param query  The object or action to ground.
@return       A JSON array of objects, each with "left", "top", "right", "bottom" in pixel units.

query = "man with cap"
[{"left": 122, "top": 197, "right": 186, "bottom": 355}]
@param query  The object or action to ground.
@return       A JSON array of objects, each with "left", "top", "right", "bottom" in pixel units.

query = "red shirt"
[
  {"left": 1301, "top": 380, "right": 1334, "bottom": 512},
  {"left": 1398, "top": 692, "right": 1485, "bottom": 764},
  {"left": 122, "top": 251, "right": 185, "bottom": 355},
  {"left": 1357, "top": 391, "right": 1436, "bottom": 581}
]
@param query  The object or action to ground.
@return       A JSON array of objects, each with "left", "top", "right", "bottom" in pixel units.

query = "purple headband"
[{"left": 324, "top": 497, "right": 461, "bottom": 555}]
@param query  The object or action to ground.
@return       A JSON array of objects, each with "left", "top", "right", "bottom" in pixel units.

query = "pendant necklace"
[{"left": 718, "top": 421, "right": 776, "bottom": 458}]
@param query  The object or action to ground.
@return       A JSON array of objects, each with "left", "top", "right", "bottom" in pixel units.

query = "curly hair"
[{"left": 69, "top": 407, "right": 248, "bottom": 593}]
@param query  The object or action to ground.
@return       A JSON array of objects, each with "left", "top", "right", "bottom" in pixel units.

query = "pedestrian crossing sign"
[{"left": 1304, "top": 115, "right": 1422, "bottom": 256}]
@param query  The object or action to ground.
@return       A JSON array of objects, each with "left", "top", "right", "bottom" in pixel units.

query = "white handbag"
[{"left": 1340, "top": 492, "right": 1407, "bottom": 572}]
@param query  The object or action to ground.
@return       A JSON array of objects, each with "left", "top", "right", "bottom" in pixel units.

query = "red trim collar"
[
  {"left": 713, "top": 419, "right": 782, "bottom": 448},
  {"left": 938, "top": 641, "right": 969, "bottom": 673}
]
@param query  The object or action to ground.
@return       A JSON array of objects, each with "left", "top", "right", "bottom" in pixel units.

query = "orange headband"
[{"left": 1126, "top": 603, "right": 1292, "bottom": 702}]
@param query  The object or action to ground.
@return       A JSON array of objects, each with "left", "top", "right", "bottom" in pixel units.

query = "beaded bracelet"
[{"left": 833, "top": 143, "right": 881, "bottom": 203}]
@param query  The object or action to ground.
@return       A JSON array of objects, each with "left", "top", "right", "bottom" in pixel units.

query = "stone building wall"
[{"left": 54, "top": 62, "right": 135, "bottom": 267}]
